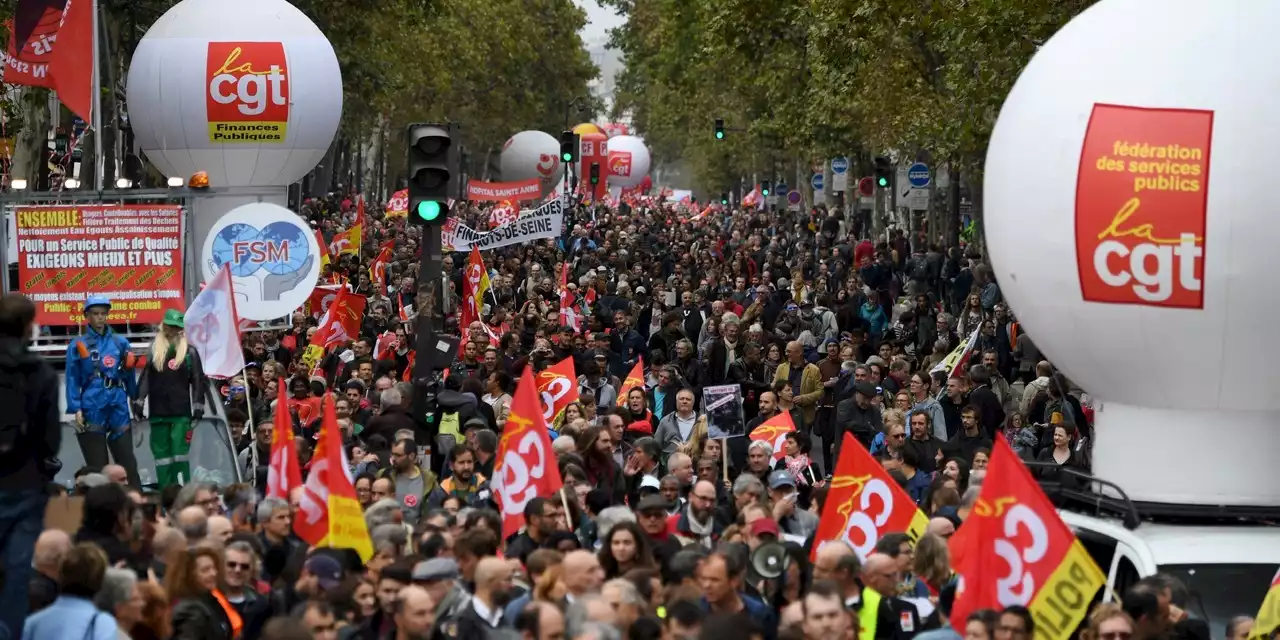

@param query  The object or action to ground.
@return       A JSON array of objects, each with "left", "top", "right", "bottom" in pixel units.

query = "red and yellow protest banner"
[
  {"left": 749, "top": 411, "right": 796, "bottom": 461},
  {"left": 812, "top": 433, "right": 929, "bottom": 560},
  {"left": 949, "top": 438, "right": 1105, "bottom": 640},
  {"left": 293, "top": 394, "right": 373, "bottom": 561},
  {"left": 1074, "top": 104, "right": 1212, "bottom": 309},
  {"left": 493, "top": 368, "right": 564, "bottom": 539},
  {"left": 385, "top": 189, "right": 409, "bottom": 217},
  {"left": 15, "top": 204, "right": 184, "bottom": 325},
  {"left": 617, "top": 357, "right": 645, "bottom": 407},
  {"left": 536, "top": 356, "right": 578, "bottom": 426}
]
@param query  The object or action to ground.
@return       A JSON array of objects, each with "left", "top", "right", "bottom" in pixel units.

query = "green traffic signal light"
[
  {"left": 416, "top": 200, "right": 442, "bottom": 222},
  {"left": 715, "top": 131, "right": 724, "bottom": 140},
  {"left": 877, "top": 176, "right": 889, "bottom": 187},
  {"left": 562, "top": 151, "right": 573, "bottom": 162}
]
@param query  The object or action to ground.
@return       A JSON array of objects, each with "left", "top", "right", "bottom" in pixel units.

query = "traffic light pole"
[{"left": 411, "top": 223, "right": 443, "bottom": 464}]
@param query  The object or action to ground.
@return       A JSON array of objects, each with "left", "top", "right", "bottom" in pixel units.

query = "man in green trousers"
[{"left": 136, "top": 309, "right": 212, "bottom": 487}]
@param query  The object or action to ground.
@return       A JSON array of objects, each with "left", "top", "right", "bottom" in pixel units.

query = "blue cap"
[{"left": 83, "top": 295, "right": 111, "bottom": 312}]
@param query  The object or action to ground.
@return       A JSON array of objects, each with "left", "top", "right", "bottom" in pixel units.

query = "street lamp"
[{"left": 564, "top": 95, "right": 590, "bottom": 129}]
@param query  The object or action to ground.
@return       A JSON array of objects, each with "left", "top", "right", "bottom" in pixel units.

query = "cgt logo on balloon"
[
  {"left": 206, "top": 41, "right": 289, "bottom": 143},
  {"left": 609, "top": 151, "right": 632, "bottom": 178},
  {"left": 1075, "top": 104, "right": 1212, "bottom": 309}
]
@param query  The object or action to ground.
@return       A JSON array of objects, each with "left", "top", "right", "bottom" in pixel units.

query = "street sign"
[
  {"left": 832, "top": 173, "right": 848, "bottom": 192},
  {"left": 775, "top": 182, "right": 788, "bottom": 195},
  {"left": 811, "top": 174, "right": 824, "bottom": 190},
  {"left": 830, "top": 157, "right": 849, "bottom": 175},
  {"left": 907, "top": 188, "right": 930, "bottom": 211},
  {"left": 908, "top": 163, "right": 931, "bottom": 188},
  {"left": 858, "top": 177, "right": 875, "bottom": 197},
  {"left": 787, "top": 191, "right": 801, "bottom": 205}
]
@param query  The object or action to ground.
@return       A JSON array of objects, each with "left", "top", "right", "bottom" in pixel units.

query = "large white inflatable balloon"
[
  {"left": 605, "top": 135, "right": 651, "bottom": 188},
  {"left": 983, "top": 0, "right": 1280, "bottom": 506},
  {"left": 500, "top": 131, "right": 560, "bottom": 182},
  {"left": 126, "top": 0, "right": 342, "bottom": 187}
]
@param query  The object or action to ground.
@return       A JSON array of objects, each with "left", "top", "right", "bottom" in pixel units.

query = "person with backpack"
[
  {"left": 66, "top": 295, "right": 141, "bottom": 487},
  {"left": 135, "top": 309, "right": 214, "bottom": 488},
  {"left": 0, "top": 293, "right": 62, "bottom": 639}
]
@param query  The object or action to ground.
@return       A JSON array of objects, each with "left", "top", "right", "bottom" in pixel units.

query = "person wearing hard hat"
[
  {"left": 65, "top": 296, "right": 140, "bottom": 486},
  {"left": 134, "top": 309, "right": 213, "bottom": 488}
]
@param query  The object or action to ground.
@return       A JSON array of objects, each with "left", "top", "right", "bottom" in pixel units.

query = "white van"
[{"left": 1038, "top": 465, "right": 1280, "bottom": 639}]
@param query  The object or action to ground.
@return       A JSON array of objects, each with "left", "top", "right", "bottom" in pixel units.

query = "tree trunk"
[
  {"left": 308, "top": 137, "right": 338, "bottom": 198},
  {"left": 11, "top": 88, "right": 50, "bottom": 186}
]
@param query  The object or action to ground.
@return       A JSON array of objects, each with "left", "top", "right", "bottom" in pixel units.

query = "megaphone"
[{"left": 750, "top": 542, "right": 792, "bottom": 580}]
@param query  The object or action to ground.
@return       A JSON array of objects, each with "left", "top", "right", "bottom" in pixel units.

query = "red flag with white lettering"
[
  {"left": 535, "top": 356, "right": 578, "bottom": 426},
  {"left": 266, "top": 377, "right": 302, "bottom": 499},
  {"left": 749, "top": 411, "right": 796, "bottom": 461},
  {"left": 491, "top": 368, "right": 564, "bottom": 540}
]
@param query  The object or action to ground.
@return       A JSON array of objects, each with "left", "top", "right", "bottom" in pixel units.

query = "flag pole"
[
  {"left": 91, "top": 0, "right": 103, "bottom": 191},
  {"left": 244, "top": 366, "right": 257, "bottom": 486}
]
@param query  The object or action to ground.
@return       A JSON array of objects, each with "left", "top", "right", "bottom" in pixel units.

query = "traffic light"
[
  {"left": 760, "top": 181, "right": 771, "bottom": 197},
  {"left": 874, "top": 157, "right": 893, "bottom": 188},
  {"left": 720, "top": 192, "right": 729, "bottom": 205},
  {"left": 406, "top": 123, "right": 452, "bottom": 224},
  {"left": 590, "top": 162, "right": 601, "bottom": 185},
  {"left": 560, "top": 130, "right": 576, "bottom": 163},
  {"left": 714, "top": 119, "right": 725, "bottom": 140}
]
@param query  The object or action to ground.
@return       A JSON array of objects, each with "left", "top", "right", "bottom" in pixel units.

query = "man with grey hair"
[
  {"left": 565, "top": 594, "right": 618, "bottom": 638},
  {"left": 570, "top": 621, "right": 621, "bottom": 640},
  {"left": 601, "top": 578, "right": 644, "bottom": 630},
  {"left": 622, "top": 436, "right": 662, "bottom": 506},
  {"left": 95, "top": 568, "right": 142, "bottom": 632},
  {"left": 731, "top": 472, "right": 766, "bottom": 513},
  {"left": 745, "top": 440, "right": 774, "bottom": 482},
  {"left": 29, "top": 530, "right": 71, "bottom": 613},
  {"left": 171, "top": 481, "right": 220, "bottom": 515},
  {"left": 593, "top": 506, "right": 636, "bottom": 546},
  {"left": 364, "top": 498, "right": 404, "bottom": 531},
  {"left": 255, "top": 496, "right": 298, "bottom": 582},
  {"left": 175, "top": 505, "right": 208, "bottom": 544},
  {"left": 223, "top": 541, "right": 271, "bottom": 637}
]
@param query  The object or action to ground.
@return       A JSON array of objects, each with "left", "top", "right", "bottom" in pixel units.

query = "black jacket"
[
  {"left": 0, "top": 337, "right": 60, "bottom": 489},
  {"left": 171, "top": 592, "right": 236, "bottom": 640},
  {"left": 967, "top": 385, "right": 1006, "bottom": 438},
  {"left": 138, "top": 346, "right": 210, "bottom": 418}
]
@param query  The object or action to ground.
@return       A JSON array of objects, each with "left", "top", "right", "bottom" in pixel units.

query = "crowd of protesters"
[{"left": 0, "top": 191, "right": 1247, "bottom": 640}]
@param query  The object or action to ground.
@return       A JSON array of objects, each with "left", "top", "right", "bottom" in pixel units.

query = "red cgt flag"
[
  {"left": 294, "top": 394, "right": 374, "bottom": 561},
  {"left": 47, "top": 0, "right": 91, "bottom": 122},
  {"left": 811, "top": 433, "right": 929, "bottom": 561},
  {"left": 948, "top": 438, "right": 1104, "bottom": 640},
  {"left": 535, "top": 356, "right": 578, "bottom": 426},
  {"left": 311, "top": 286, "right": 367, "bottom": 351},
  {"left": 749, "top": 411, "right": 796, "bottom": 461},
  {"left": 369, "top": 246, "right": 392, "bottom": 296},
  {"left": 491, "top": 368, "right": 563, "bottom": 540},
  {"left": 616, "top": 357, "right": 645, "bottom": 407},
  {"left": 266, "top": 377, "right": 302, "bottom": 499}
]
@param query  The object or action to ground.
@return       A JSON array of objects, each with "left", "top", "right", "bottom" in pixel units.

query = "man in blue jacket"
[{"left": 66, "top": 296, "right": 140, "bottom": 487}]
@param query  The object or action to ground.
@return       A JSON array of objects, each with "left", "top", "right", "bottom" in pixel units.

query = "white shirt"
[{"left": 471, "top": 595, "right": 502, "bottom": 627}]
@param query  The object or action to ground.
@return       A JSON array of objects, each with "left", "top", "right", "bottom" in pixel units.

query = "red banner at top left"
[
  {"left": 2, "top": 6, "right": 63, "bottom": 87},
  {"left": 16, "top": 204, "right": 185, "bottom": 326},
  {"left": 467, "top": 178, "right": 542, "bottom": 201}
]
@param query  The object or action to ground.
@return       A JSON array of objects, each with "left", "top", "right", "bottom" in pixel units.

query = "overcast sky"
[{"left": 574, "top": 0, "right": 625, "bottom": 41}]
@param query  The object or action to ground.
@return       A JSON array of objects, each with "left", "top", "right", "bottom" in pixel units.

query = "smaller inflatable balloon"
[
  {"left": 605, "top": 135, "right": 652, "bottom": 188},
  {"left": 601, "top": 123, "right": 630, "bottom": 138},
  {"left": 572, "top": 122, "right": 603, "bottom": 136},
  {"left": 500, "top": 131, "right": 560, "bottom": 182}
]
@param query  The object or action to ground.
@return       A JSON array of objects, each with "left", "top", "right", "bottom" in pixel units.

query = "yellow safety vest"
[{"left": 859, "top": 588, "right": 881, "bottom": 640}]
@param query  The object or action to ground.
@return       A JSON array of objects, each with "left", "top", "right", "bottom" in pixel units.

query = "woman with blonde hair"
[
  {"left": 912, "top": 532, "right": 957, "bottom": 596},
  {"left": 532, "top": 564, "right": 567, "bottom": 603},
  {"left": 1080, "top": 603, "right": 1135, "bottom": 640},
  {"left": 136, "top": 308, "right": 211, "bottom": 488}
]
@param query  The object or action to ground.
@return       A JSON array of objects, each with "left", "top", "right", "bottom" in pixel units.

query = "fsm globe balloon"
[
  {"left": 605, "top": 136, "right": 651, "bottom": 188},
  {"left": 202, "top": 202, "right": 320, "bottom": 321},
  {"left": 126, "top": 0, "right": 342, "bottom": 187},
  {"left": 983, "top": 0, "right": 1280, "bottom": 506},
  {"left": 499, "top": 131, "right": 560, "bottom": 182}
]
